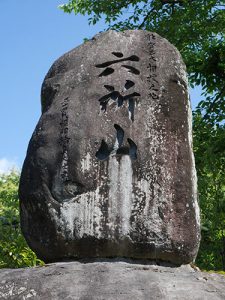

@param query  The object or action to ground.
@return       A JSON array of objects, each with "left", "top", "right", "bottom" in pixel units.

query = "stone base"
[{"left": 0, "top": 260, "right": 225, "bottom": 299}]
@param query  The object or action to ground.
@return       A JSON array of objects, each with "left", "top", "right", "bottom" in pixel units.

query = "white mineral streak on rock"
[
  {"left": 60, "top": 202, "right": 78, "bottom": 237},
  {"left": 108, "top": 155, "right": 133, "bottom": 236},
  {"left": 128, "top": 110, "right": 132, "bottom": 120},
  {"left": 141, "top": 178, "right": 150, "bottom": 216},
  {"left": 59, "top": 187, "right": 103, "bottom": 239},
  {"left": 119, "top": 156, "right": 133, "bottom": 235},
  {"left": 113, "top": 138, "right": 119, "bottom": 152},
  {"left": 108, "top": 156, "right": 120, "bottom": 233},
  {"left": 81, "top": 152, "right": 92, "bottom": 173}
]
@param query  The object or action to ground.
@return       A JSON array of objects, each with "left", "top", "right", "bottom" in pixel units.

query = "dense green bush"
[
  {"left": 193, "top": 114, "right": 225, "bottom": 271},
  {"left": 0, "top": 172, "right": 44, "bottom": 268}
]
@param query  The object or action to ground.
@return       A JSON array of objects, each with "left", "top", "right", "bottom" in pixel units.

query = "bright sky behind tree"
[{"left": 0, "top": 0, "right": 203, "bottom": 173}]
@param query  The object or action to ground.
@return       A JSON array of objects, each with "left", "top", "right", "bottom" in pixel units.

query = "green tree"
[
  {"left": 193, "top": 114, "right": 225, "bottom": 270},
  {"left": 0, "top": 172, "right": 44, "bottom": 268}
]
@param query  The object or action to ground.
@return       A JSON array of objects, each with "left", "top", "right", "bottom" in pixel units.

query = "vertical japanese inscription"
[
  {"left": 95, "top": 52, "right": 141, "bottom": 120},
  {"left": 147, "top": 34, "right": 159, "bottom": 100},
  {"left": 60, "top": 97, "right": 70, "bottom": 181},
  {"left": 95, "top": 52, "right": 140, "bottom": 160}
]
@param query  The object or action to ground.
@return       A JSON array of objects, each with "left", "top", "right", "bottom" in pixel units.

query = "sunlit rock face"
[{"left": 19, "top": 30, "right": 200, "bottom": 264}]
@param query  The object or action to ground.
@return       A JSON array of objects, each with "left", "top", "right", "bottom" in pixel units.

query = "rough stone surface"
[
  {"left": 0, "top": 261, "right": 225, "bottom": 299},
  {"left": 19, "top": 30, "right": 200, "bottom": 264}
]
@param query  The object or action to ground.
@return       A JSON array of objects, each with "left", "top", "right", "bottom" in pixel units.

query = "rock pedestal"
[
  {"left": 1, "top": 261, "right": 225, "bottom": 300},
  {"left": 19, "top": 30, "right": 200, "bottom": 264}
]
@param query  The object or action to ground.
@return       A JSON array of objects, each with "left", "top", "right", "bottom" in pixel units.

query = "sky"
[{"left": 0, "top": 0, "right": 203, "bottom": 173}]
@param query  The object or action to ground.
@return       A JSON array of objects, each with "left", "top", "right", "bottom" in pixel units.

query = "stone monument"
[{"left": 19, "top": 30, "right": 200, "bottom": 264}]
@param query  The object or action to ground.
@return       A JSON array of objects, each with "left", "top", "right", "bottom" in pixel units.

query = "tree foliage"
[
  {"left": 193, "top": 115, "right": 225, "bottom": 270},
  {"left": 0, "top": 172, "right": 44, "bottom": 268}
]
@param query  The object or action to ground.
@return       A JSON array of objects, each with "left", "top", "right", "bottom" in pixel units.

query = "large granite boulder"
[
  {"left": 1, "top": 261, "right": 225, "bottom": 299},
  {"left": 19, "top": 30, "right": 200, "bottom": 264}
]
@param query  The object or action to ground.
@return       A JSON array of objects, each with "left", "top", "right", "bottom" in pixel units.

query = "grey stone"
[
  {"left": 19, "top": 30, "right": 200, "bottom": 264},
  {"left": 0, "top": 261, "right": 225, "bottom": 299}
]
